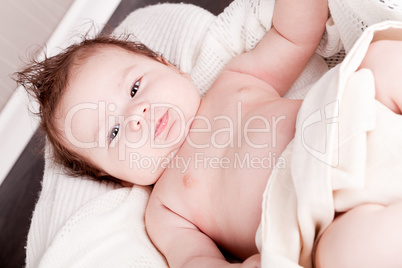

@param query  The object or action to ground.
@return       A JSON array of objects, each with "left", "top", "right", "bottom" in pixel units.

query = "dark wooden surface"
[
  {"left": 0, "top": 0, "right": 232, "bottom": 267},
  {"left": 106, "top": 0, "right": 231, "bottom": 28},
  {"left": 0, "top": 130, "right": 45, "bottom": 268}
]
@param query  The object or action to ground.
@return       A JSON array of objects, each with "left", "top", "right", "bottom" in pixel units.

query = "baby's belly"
[
  {"left": 167, "top": 139, "right": 293, "bottom": 259},
  {"left": 203, "top": 164, "right": 271, "bottom": 259}
]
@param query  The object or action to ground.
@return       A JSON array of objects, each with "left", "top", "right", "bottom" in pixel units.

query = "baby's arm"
[
  {"left": 146, "top": 196, "right": 260, "bottom": 267},
  {"left": 225, "top": 0, "right": 328, "bottom": 96}
]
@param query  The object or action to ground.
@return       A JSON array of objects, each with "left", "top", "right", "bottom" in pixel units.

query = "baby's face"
[{"left": 57, "top": 46, "right": 201, "bottom": 185}]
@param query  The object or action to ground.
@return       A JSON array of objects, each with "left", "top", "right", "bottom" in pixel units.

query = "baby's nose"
[{"left": 125, "top": 102, "right": 150, "bottom": 131}]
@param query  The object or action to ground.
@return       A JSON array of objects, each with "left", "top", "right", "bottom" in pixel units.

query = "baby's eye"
[
  {"left": 131, "top": 79, "right": 141, "bottom": 98},
  {"left": 109, "top": 124, "right": 120, "bottom": 144}
]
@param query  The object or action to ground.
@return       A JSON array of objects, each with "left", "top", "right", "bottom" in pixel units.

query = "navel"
[
  {"left": 183, "top": 174, "right": 192, "bottom": 189},
  {"left": 237, "top": 86, "right": 252, "bottom": 93}
]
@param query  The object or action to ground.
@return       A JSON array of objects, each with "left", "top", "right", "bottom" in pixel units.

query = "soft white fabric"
[
  {"left": 113, "top": 0, "right": 329, "bottom": 99},
  {"left": 26, "top": 4, "right": 216, "bottom": 267},
  {"left": 329, "top": 0, "right": 402, "bottom": 52},
  {"left": 25, "top": 0, "right": 402, "bottom": 267},
  {"left": 256, "top": 21, "right": 402, "bottom": 268}
]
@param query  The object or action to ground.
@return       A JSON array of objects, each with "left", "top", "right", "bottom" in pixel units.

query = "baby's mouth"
[{"left": 154, "top": 110, "right": 169, "bottom": 139}]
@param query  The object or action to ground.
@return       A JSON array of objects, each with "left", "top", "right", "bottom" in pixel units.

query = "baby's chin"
[{"left": 124, "top": 161, "right": 172, "bottom": 186}]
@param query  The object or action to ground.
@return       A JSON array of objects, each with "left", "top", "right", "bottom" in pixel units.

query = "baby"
[{"left": 15, "top": 0, "right": 402, "bottom": 267}]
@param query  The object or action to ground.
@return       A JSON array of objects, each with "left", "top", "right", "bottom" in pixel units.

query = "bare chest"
[{"left": 155, "top": 75, "right": 302, "bottom": 258}]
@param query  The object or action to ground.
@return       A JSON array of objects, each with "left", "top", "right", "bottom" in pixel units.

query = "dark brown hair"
[{"left": 14, "top": 35, "right": 159, "bottom": 181}]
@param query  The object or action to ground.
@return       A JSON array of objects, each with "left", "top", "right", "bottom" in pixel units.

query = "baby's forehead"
[
  {"left": 74, "top": 44, "right": 133, "bottom": 65},
  {"left": 58, "top": 44, "right": 141, "bottom": 124},
  {"left": 70, "top": 46, "right": 134, "bottom": 79}
]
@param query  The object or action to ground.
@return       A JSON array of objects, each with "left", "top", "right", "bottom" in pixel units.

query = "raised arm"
[{"left": 225, "top": 0, "right": 328, "bottom": 96}]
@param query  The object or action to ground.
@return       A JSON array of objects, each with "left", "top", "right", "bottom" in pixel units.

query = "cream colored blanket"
[
  {"left": 256, "top": 21, "right": 402, "bottom": 268},
  {"left": 26, "top": 0, "right": 402, "bottom": 267}
]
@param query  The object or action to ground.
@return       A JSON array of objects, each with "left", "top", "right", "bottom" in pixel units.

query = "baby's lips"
[{"left": 154, "top": 110, "right": 169, "bottom": 139}]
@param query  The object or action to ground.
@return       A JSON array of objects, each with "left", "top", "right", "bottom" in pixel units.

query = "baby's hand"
[{"left": 239, "top": 254, "right": 261, "bottom": 268}]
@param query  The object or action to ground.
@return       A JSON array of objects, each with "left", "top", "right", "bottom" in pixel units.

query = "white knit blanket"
[{"left": 26, "top": 0, "right": 402, "bottom": 267}]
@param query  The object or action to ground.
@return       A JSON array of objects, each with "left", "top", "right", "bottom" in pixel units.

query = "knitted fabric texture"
[
  {"left": 26, "top": 0, "right": 402, "bottom": 267},
  {"left": 329, "top": 0, "right": 402, "bottom": 52}
]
